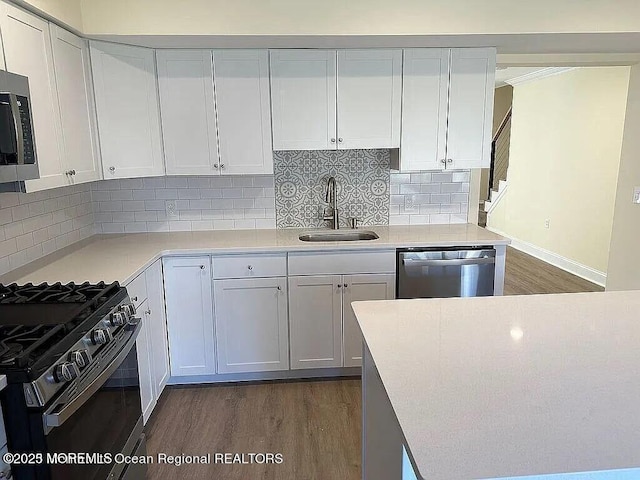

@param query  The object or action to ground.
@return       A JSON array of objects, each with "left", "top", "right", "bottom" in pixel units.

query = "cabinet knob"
[
  {"left": 277, "top": 285, "right": 281, "bottom": 291},
  {"left": 200, "top": 265, "right": 205, "bottom": 270},
  {"left": 145, "top": 309, "right": 151, "bottom": 315},
  {"left": 70, "top": 169, "right": 76, "bottom": 176},
  {"left": 213, "top": 164, "right": 219, "bottom": 169},
  {"left": 440, "top": 159, "right": 446, "bottom": 164},
  {"left": 337, "top": 284, "right": 343, "bottom": 288},
  {"left": 220, "top": 164, "right": 226, "bottom": 170},
  {"left": 338, "top": 138, "right": 343, "bottom": 143},
  {"left": 247, "top": 265, "right": 253, "bottom": 270},
  {"left": 343, "top": 283, "right": 348, "bottom": 288},
  {"left": 109, "top": 166, "right": 116, "bottom": 172},
  {"left": 330, "top": 138, "right": 336, "bottom": 143},
  {"left": 131, "top": 296, "right": 138, "bottom": 302},
  {"left": 447, "top": 158, "right": 453, "bottom": 164}
]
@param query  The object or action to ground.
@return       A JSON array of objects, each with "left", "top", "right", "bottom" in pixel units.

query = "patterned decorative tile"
[{"left": 274, "top": 150, "right": 391, "bottom": 228}]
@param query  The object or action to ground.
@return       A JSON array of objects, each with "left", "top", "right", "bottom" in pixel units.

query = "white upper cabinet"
[
  {"left": 446, "top": 48, "right": 496, "bottom": 170},
  {"left": 0, "top": 3, "right": 64, "bottom": 191},
  {"left": 49, "top": 26, "right": 101, "bottom": 185},
  {"left": 270, "top": 49, "right": 337, "bottom": 150},
  {"left": 336, "top": 49, "right": 402, "bottom": 150},
  {"left": 400, "top": 48, "right": 449, "bottom": 171},
  {"left": 90, "top": 41, "right": 164, "bottom": 179},
  {"left": 400, "top": 47, "right": 496, "bottom": 171},
  {"left": 157, "top": 50, "right": 219, "bottom": 175},
  {"left": 269, "top": 48, "right": 401, "bottom": 151},
  {"left": 213, "top": 49, "right": 273, "bottom": 175}
]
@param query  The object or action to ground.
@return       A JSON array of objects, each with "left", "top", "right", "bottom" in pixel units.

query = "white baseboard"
[{"left": 485, "top": 226, "right": 606, "bottom": 287}]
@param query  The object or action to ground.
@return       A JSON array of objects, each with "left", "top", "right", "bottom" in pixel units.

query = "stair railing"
[{"left": 488, "top": 107, "right": 512, "bottom": 200}]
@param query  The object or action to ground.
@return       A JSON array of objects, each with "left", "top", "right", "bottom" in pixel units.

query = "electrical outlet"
[
  {"left": 405, "top": 195, "right": 414, "bottom": 209},
  {"left": 633, "top": 187, "right": 640, "bottom": 204},
  {"left": 544, "top": 219, "right": 550, "bottom": 229},
  {"left": 165, "top": 200, "right": 177, "bottom": 218}
]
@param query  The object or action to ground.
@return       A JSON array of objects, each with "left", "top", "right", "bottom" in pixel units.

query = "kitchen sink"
[{"left": 298, "top": 230, "right": 380, "bottom": 242}]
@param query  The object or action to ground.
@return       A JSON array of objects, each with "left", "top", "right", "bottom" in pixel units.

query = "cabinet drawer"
[
  {"left": 126, "top": 272, "right": 148, "bottom": 309},
  {"left": 288, "top": 250, "right": 395, "bottom": 276},
  {"left": 213, "top": 254, "right": 287, "bottom": 279}
]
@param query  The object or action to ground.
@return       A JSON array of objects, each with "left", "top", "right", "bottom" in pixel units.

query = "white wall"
[
  {"left": 77, "top": 0, "right": 640, "bottom": 36},
  {"left": 606, "top": 64, "right": 640, "bottom": 291},
  {"left": 487, "top": 67, "right": 631, "bottom": 280}
]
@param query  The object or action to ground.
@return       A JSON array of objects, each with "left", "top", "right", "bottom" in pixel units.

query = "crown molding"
[{"left": 505, "top": 67, "right": 576, "bottom": 86}]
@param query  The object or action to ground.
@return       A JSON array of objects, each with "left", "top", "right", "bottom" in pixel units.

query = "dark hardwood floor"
[
  {"left": 503, "top": 247, "right": 603, "bottom": 295},
  {"left": 145, "top": 247, "right": 602, "bottom": 480}
]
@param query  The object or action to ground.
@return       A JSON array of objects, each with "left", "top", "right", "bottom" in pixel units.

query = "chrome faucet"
[{"left": 323, "top": 176, "right": 339, "bottom": 229}]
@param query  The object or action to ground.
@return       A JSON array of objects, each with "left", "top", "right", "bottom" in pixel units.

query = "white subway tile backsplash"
[
  {"left": 0, "top": 184, "right": 95, "bottom": 276},
  {"left": 92, "top": 175, "right": 277, "bottom": 234},
  {"left": 389, "top": 170, "right": 470, "bottom": 226}
]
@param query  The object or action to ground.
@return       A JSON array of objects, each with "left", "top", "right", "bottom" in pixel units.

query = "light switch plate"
[{"left": 633, "top": 187, "right": 640, "bottom": 204}]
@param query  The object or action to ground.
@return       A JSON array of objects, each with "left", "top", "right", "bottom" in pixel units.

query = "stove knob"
[
  {"left": 110, "top": 311, "right": 127, "bottom": 327},
  {"left": 69, "top": 349, "right": 92, "bottom": 369},
  {"left": 120, "top": 303, "right": 136, "bottom": 317},
  {"left": 53, "top": 362, "right": 79, "bottom": 383},
  {"left": 91, "top": 328, "right": 113, "bottom": 345}
]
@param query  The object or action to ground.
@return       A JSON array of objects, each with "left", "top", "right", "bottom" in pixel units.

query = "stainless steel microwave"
[{"left": 0, "top": 70, "right": 39, "bottom": 192}]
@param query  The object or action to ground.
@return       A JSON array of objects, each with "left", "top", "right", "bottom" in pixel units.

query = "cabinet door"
[
  {"left": 213, "top": 50, "right": 273, "bottom": 174},
  {"left": 270, "top": 49, "right": 337, "bottom": 150},
  {"left": 163, "top": 257, "right": 216, "bottom": 376},
  {"left": 400, "top": 49, "right": 449, "bottom": 171},
  {"left": 446, "top": 48, "right": 496, "bottom": 169},
  {"left": 145, "top": 260, "right": 170, "bottom": 398},
  {"left": 289, "top": 275, "right": 342, "bottom": 369},
  {"left": 90, "top": 41, "right": 164, "bottom": 179},
  {"left": 50, "top": 26, "right": 101, "bottom": 185},
  {"left": 337, "top": 49, "right": 402, "bottom": 150},
  {"left": 157, "top": 50, "right": 219, "bottom": 175},
  {"left": 0, "top": 3, "right": 64, "bottom": 191},
  {"left": 214, "top": 277, "right": 288, "bottom": 373},
  {"left": 342, "top": 274, "right": 395, "bottom": 368},
  {"left": 136, "top": 299, "right": 156, "bottom": 424}
]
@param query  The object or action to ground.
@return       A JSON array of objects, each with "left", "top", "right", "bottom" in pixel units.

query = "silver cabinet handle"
[
  {"left": 69, "top": 169, "right": 76, "bottom": 175},
  {"left": 402, "top": 257, "right": 495, "bottom": 267},
  {"left": 338, "top": 138, "right": 343, "bottom": 143},
  {"left": 213, "top": 164, "right": 219, "bottom": 169},
  {"left": 330, "top": 138, "right": 336, "bottom": 143},
  {"left": 277, "top": 285, "right": 281, "bottom": 291},
  {"left": 440, "top": 159, "right": 446, "bottom": 164},
  {"left": 247, "top": 265, "right": 253, "bottom": 270},
  {"left": 200, "top": 265, "right": 205, "bottom": 269},
  {"left": 447, "top": 158, "right": 453, "bottom": 164},
  {"left": 109, "top": 166, "right": 116, "bottom": 173},
  {"left": 220, "top": 164, "right": 226, "bottom": 169}
]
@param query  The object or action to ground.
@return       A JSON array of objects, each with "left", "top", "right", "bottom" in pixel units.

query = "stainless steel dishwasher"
[{"left": 396, "top": 247, "right": 496, "bottom": 298}]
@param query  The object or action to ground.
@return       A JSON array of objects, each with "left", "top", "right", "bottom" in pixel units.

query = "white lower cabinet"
[
  {"left": 342, "top": 274, "right": 395, "bottom": 367},
  {"left": 289, "top": 273, "right": 395, "bottom": 370},
  {"left": 289, "top": 275, "right": 343, "bottom": 369},
  {"left": 135, "top": 299, "right": 156, "bottom": 423},
  {"left": 163, "top": 257, "right": 216, "bottom": 377},
  {"left": 145, "top": 260, "right": 170, "bottom": 397},
  {"left": 214, "top": 277, "right": 289, "bottom": 373}
]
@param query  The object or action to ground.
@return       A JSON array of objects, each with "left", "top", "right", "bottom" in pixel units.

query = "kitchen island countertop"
[
  {"left": 354, "top": 290, "right": 640, "bottom": 480},
  {"left": 0, "top": 224, "right": 508, "bottom": 285}
]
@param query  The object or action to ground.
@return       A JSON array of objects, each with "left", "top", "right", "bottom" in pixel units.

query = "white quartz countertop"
[
  {"left": 0, "top": 375, "right": 6, "bottom": 391},
  {"left": 0, "top": 224, "right": 507, "bottom": 285},
  {"left": 353, "top": 291, "right": 640, "bottom": 480}
]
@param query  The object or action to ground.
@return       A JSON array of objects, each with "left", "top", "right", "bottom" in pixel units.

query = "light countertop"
[
  {"left": 0, "top": 376, "right": 5, "bottom": 391},
  {"left": 0, "top": 224, "right": 508, "bottom": 285},
  {"left": 353, "top": 291, "right": 640, "bottom": 480}
]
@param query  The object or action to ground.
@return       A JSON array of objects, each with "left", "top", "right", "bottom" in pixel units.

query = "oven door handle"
[
  {"left": 44, "top": 321, "right": 142, "bottom": 429},
  {"left": 402, "top": 257, "right": 495, "bottom": 267}
]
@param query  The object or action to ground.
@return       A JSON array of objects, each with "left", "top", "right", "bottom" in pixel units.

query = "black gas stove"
[
  {"left": 0, "top": 282, "right": 127, "bottom": 384},
  {"left": 0, "top": 282, "right": 146, "bottom": 480}
]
